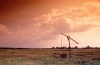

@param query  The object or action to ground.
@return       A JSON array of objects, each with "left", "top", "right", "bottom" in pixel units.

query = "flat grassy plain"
[{"left": 0, "top": 48, "right": 100, "bottom": 65}]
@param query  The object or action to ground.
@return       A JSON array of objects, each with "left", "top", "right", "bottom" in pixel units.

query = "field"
[{"left": 0, "top": 48, "right": 100, "bottom": 65}]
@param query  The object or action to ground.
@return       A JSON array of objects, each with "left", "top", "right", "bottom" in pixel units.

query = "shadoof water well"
[{"left": 53, "top": 33, "right": 79, "bottom": 59}]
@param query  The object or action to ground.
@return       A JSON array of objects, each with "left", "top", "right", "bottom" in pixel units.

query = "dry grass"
[{"left": 0, "top": 48, "right": 100, "bottom": 65}]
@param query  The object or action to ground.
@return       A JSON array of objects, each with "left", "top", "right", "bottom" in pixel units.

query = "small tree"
[
  {"left": 51, "top": 47, "right": 55, "bottom": 49},
  {"left": 75, "top": 46, "right": 78, "bottom": 49},
  {"left": 86, "top": 45, "right": 90, "bottom": 49},
  {"left": 56, "top": 47, "right": 59, "bottom": 49}
]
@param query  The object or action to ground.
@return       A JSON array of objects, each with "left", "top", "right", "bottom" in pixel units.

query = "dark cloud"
[
  {"left": 51, "top": 18, "right": 71, "bottom": 34},
  {"left": 0, "top": 0, "right": 67, "bottom": 17}
]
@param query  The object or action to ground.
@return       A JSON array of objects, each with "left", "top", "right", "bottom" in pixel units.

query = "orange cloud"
[
  {"left": 0, "top": 24, "right": 11, "bottom": 34},
  {"left": 35, "top": 2, "right": 100, "bottom": 32},
  {"left": 31, "top": 2, "right": 100, "bottom": 42}
]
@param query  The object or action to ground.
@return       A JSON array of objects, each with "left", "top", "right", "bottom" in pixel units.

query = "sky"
[{"left": 0, "top": 0, "right": 100, "bottom": 48}]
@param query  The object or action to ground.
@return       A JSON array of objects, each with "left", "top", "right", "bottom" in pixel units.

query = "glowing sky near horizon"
[{"left": 0, "top": 0, "right": 100, "bottom": 48}]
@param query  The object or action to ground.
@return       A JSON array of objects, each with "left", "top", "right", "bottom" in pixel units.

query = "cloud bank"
[
  {"left": 0, "top": 2, "right": 100, "bottom": 47},
  {"left": 34, "top": 2, "right": 100, "bottom": 40}
]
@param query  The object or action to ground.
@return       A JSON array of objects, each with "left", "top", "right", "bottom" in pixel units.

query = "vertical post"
[
  {"left": 68, "top": 36, "right": 71, "bottom": 59},
  {"left": 61, "top": 37, "right": 62, "bottom": 53}
]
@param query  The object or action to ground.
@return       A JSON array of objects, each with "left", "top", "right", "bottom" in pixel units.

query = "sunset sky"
[{"left": 0, "top": 0, "right": 100, "bottom": 48}]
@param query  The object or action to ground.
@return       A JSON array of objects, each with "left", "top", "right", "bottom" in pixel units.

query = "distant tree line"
[
  {"left": 51, "top": 46, "right": 78, "bottom": 49},
  {"left": 51, "top": 45, "right": 100, "bottom": 49},
  {"left": 0, "top": 47, "right": 32, "bottom": 50},
  {"left": 0, "top": 45, "right": 100, "bottom": 49}
]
